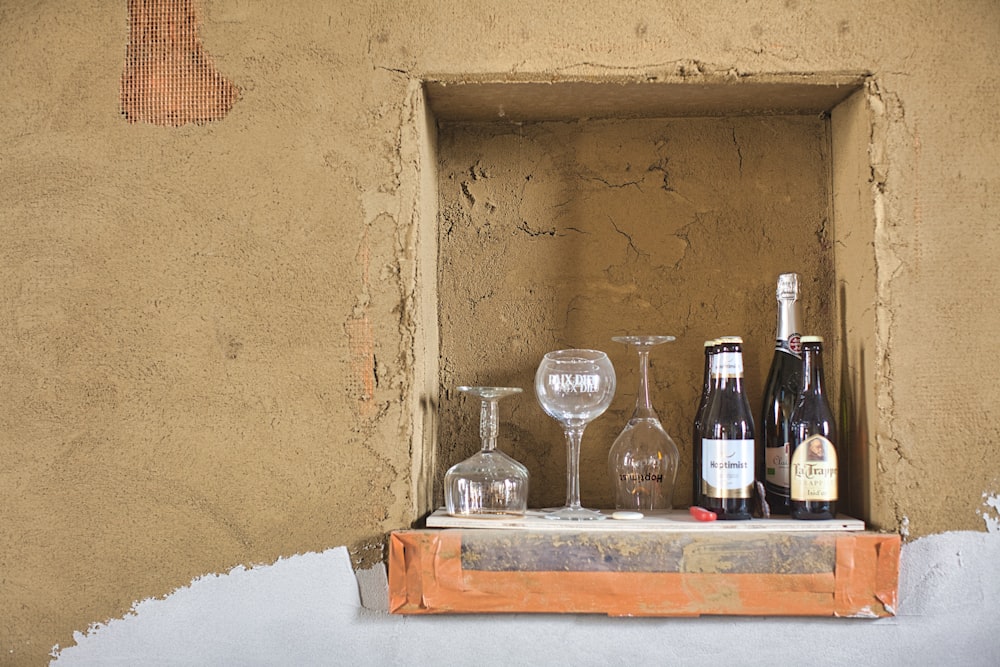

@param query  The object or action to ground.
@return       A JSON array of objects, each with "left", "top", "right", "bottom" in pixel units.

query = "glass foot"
[
  {"left": 543, "top": 506, "right": 607, "bottom": 520},
  {"left": 611, "top": 335, "right": 675, "bottom": 347}
]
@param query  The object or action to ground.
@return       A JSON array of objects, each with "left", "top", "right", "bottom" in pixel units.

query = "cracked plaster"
[
  {"left": 1, "top": 1, "right": 999, "bottom": 663},
  {"left": 435, "top": 114, "right": 835, "bottom": 510}
]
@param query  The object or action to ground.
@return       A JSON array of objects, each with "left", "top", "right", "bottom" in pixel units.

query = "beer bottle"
[
  {"left": 759, "top": 273, "right": 802, "bottom": 514},
  {"left": 699, "top": 336, "right": 755, "bottom": 520},
  {"left": 691, "top": 339, "right": 717, "bottom": 506},
  {"left": 789, "top": 336, "right": 838, "bottom": 520}
]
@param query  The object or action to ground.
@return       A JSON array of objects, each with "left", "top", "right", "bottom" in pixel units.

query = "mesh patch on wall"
[{"left": 121, "top": 0, "right": 238, "bottom": 126}]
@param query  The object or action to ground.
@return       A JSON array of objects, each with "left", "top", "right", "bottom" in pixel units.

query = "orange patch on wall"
[
  {"left": 388, "top": 529, "right": 900, "bottom": 617},
  {"left": 346, "top": 315, "right": 376, "bottom": 417},
  {"left": 121, "top": 0, "right": 238, "bottom": 126}
]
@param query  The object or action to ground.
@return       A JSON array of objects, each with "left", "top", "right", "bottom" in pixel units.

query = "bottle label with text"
[
  {"left": 790, "top": 435, "right": 838, "bottom": 501},
  {"left": 701, "top": 438, "right": 754, "bottom": 498},
  {"left": 713, "top": 352, "right": 744, "bottom": 377},
  {"left": 765, "top": 443, "right": 790, "bottom": 488},
  {"left": 775, "top": 334, "right": 802, "bottom": 356}
]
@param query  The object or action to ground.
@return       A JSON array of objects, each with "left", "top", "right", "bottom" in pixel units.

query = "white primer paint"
[
  {"left": 980, "top": 493, "right": 1000, "bottom": 534},
  {"left": 52, "top": 520, "right": 1000, "bottom": 666}
]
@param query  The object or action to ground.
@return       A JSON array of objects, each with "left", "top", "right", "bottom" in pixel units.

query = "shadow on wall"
[
  {"left": 51, "top": 518, "right": 1000, "bottom": 666},
  {"left": 839, "top": 281, "right": 870, "bottom": 523}
]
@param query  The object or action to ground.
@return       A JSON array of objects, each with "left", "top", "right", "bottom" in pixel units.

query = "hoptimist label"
[
  {"left": 701, "top": 438, "right": 754, "bottom": 498},
  {"left": 619, "top": 471, "right": 664, "bottom": 483}
]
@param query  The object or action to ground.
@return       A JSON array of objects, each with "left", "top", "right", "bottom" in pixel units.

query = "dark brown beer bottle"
[
  {"left": 698, "top": 336, "right": 755, "bottom": 520},
  {"left": 789, "top": 336, "right": 838, "bottom": 520},
  {"left": 691, "top": 339, "right": 717, "bottom": 506},
  {"left": 759, "top": 273, "right": 802, "bottom": 515}
]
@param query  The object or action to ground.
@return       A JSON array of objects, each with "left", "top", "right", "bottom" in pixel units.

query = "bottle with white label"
[
  {"left": 698, "top": 336, "right": 756, "bottom": 520},
  {"left": 759, "top": 273, "right": 802, "bottom": 515},
  {"left": 789, "top": 336, "right": 838, "bottom": 520}
]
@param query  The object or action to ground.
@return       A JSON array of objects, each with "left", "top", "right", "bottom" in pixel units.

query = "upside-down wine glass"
[
  {"left": 535, "top": 349, "right": 616, "bottom": 520},
  {"left": 608, "top": 335, "right": 680, "bottom": 511},
  {"left": 444, "top": 386, "right": 529, "bottom": 517}
]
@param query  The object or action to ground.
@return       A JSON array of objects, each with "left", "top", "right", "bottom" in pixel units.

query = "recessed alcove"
[{"left": 420, "top": 76, "right": 878, "bottom": 526}]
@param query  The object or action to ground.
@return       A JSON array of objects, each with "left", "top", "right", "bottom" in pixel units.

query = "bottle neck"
[
  {"left": 801, "top": 345, "right": 826, "bottom": 395},
  {"left": 711, "top": 347, "right": 745, "bottom": 391},
  {"left": 776, "top": 298, "right": 802, "bottom": 350},
  {"left": 701, "top": 348, "right": 713, "bottom": 391}
]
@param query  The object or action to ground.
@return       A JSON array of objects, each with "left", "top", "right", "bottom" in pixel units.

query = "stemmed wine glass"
[
  {"left": 608, "top": 336, "right": 680, "bottom": 511},
  {"left": 535, "top": 349, "right": 616, "bottom": 520},
  {"left": 444, "top": 386, "right": 529, "bottom": 517}
]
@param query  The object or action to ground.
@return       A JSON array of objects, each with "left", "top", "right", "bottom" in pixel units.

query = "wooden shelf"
[
  {"left": 425, "top": 508, "right": 866, "bottom": 533},
  {"left": 389, "top": 518, "right": 899, "bottom": 618}
]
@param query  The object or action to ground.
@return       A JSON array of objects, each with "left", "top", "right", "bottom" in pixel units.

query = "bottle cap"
[
  {"left": 716, "top": 336, "right": 743, "bottom": 344},
  {"left": 801, "top": 335, "right": 824, "bottom": 344},
  {"left": 777, "top": 273, "right": 800, "bottom": 301}
]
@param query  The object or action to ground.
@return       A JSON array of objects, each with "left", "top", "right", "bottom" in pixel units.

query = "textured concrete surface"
[{"left": 0, "top": 0, "right": 998, "bottom": 663}]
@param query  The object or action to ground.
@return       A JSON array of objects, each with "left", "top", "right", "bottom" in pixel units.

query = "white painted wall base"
[{"left": 51, "top": 530, "right": 1000, "bottom": 666}]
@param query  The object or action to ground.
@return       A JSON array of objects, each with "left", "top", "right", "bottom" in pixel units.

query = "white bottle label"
[
  {"left": 701, "top": 438, "right": 754, "bottom": 498},
  {"left": 714, "top": 352, "right": 743, "bottom": 377},
  {"left": 765, "top": 443, "right": 789, "bottom": 488}
]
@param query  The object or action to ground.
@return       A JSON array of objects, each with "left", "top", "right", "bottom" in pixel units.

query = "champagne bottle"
[
  {"left": 759, "top": 273, "right": 802, "bottom": 515},
  {"left": 691, "top": 339, "right": 717, "bottom": 506},
  {"left": 789, "top": 336, "right": 838, "bottom": 520},
  {"left": 698, "top": 336, "right": 755, "bottom": 520}
]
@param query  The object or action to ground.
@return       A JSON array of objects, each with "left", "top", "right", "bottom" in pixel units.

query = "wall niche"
[{"left": 423, "top": 76, "right": 877, "bottom": 524}]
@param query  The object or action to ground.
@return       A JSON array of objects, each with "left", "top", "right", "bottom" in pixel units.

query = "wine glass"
[
  {"left": 608, "top": 335, "right": 680, "bottom": 511},
  {"left": 444, "top": 386, "right": 529, "bottom": 517},
  {"left": 534, "top": 349, "right": 616, "bottom": 520}
]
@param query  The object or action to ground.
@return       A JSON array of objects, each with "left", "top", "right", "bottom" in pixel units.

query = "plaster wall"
[
  {"left": 0, "top": 0, "right": 998, "bottom": 663},
  {"left": 436, "top": 115, "right": 836, "bottom": 510}
]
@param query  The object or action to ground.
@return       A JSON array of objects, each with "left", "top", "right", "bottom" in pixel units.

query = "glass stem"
[
  {"left": 480, "top": 399, "right": 498, "bottom": 453},
  {"left": 634, "top": 347, "right": 656, "bottom": 420},
  {"left": 563, "top": 426, "right": 585, "bottom": 509}
]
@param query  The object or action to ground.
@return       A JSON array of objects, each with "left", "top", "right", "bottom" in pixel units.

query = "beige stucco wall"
[
  {"left": 436, "top": 114, "right": 836, "bottom": 510},
  {"left": 1, "top": 1, "right": 998, "bottom": 662}
]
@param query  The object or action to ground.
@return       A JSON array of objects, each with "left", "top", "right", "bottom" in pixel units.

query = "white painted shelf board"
[{"left": 426, "top": 508, "right": 865, "bottom": 532}]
